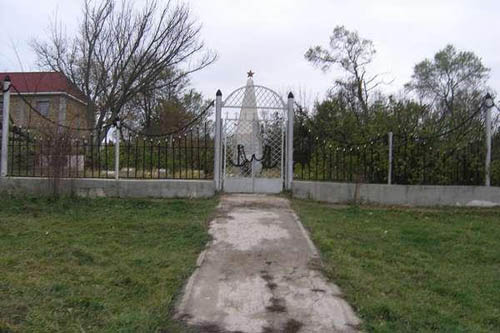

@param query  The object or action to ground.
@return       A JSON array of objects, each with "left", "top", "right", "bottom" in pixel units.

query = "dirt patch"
[
  {"left": 283, "top": 319, "right": 303, "bottom": 333},
  {"left": 261, "top": 319, "right": 303, "bottom": 333},
  {"left": 311, "top": 288, "right": 326, "bottom": 293},
  {"left": 266, "top": 297, "right": 286, "bottom": 313},
  {"left": 195, "top": 323, "right": 244, "bottom": 333},
  {"left": 267, "top": 282, "right": 278, "bottom": 290},
  {"left": 216, "top": 213, "right": 235, "bottom": 220},
  {"left": 260, "top": 270, "right": 278, "bottom": 290}
]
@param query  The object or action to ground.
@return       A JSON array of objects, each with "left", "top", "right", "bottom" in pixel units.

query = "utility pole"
[
  {"left": 1, "top": 76, "right": 11, "bottom": 177},
  {"left": 214, "top": 90, "right": 222, "bottom": 191},
  {"left": 388, "top": 132, "right": 393, "bottom": 185},
  {"left": 114, "top": 119, "right": 120, "bottom": 180},
  {"left": 484, "top": 93, "right": 494, "bottom": 186},
  {"left": 286, "top": 92, "right": 294, "bottom": 190}
]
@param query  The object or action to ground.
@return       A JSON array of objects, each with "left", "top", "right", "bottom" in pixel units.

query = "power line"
[{"left": 294, "top": 103, "right": 387, "bottom": 146}]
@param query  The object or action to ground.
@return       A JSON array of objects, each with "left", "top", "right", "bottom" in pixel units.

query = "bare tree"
[
  {"left": 126, "top": 67, "right": 212, "bottom": 135},
  {"left": 138, "top": 87, "right": 210, "bottom": 135},
  {"left": 126, "top": 67, "right": 189, "bottom": 133},
  {"left": 305, "top": 26, "right": 381, "bottom": 116},
  {"left": 33, "top": 123, "right": 76, "bottom": 197},
  {"left": 33, "top": 0, "right": 216, "bottom": 141}
]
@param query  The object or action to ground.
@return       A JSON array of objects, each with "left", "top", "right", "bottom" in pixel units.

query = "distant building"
[{"left": 0, "top": 72, "right": 89, "bottom": 131}]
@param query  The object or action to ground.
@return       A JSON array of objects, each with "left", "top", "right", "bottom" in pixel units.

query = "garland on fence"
[
  {"left": 119, "top": 100, "right": 214, "bottom": 138},
  {"left": 7, "top": 82, "right": 215, "bottom": 141},
  {"left": 392, "top": 104, "right": 486, "bottom": 143},
  {"left": 294, "top": 98, "right": 492, "bottom": 150},
  {"left": 9, "top": 83, "right": 111, "bottom": 132},
  {"left": 294, "top": 101, "right": 388, "bottom": 146}
]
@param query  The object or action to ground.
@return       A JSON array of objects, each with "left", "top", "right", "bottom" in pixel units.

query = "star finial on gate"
[{"left": 247, "top": 70, "right": 255, "bottom": 78}]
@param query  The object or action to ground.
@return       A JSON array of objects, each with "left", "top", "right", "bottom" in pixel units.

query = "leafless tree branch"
[{"left": 32, "top": 0, "right": 217, "bottom": 141}]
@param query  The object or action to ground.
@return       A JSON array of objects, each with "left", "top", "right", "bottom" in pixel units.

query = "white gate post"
[
  {"left": 485, "top": 93, "right": 493, "bottom": 186},
  {"left": 388, "top": 131, "right": 393, "bottom": 185},
  {"left": 286, "top": 92, "right": 294, "bottom": 190},
  {"left": 1, "top": 76, "right": 11, "bottom": 177},
  {"left": 214, "top": 90, "right": 223, "bottom": 191},
  {"left": 114, "top": 119, "right": 120, "bottom": 180}
]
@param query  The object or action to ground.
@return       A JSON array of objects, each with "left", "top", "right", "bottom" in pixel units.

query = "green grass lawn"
[
  {"left": 0, "top": 195, "right": 217, "bottom": 333},
  {"left": 292, "top": 200, "right": 500, "bottom": 332}
]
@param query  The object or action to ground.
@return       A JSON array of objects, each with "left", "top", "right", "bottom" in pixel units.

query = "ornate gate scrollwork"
[{"left": 228, "top": 144, "right": 278, "bottom": 169}]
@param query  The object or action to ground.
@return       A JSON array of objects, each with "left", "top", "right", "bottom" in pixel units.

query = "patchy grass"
[
  {"left": 292, "top": 200, "right": 500, "bottom": 332},
  {"left": 0, "top": 195, "right": 217, "bottom": 332}
]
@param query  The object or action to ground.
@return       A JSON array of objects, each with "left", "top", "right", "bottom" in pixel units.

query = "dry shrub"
[{"left": 39, "top": 125, "right": 76, "bottom": 197}]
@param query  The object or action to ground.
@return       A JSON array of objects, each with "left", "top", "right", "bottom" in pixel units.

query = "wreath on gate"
[{"left": 229, "top": 144, "right": 278, "bottom": 169}]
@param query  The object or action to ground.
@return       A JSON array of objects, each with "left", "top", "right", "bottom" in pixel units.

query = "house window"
[{"left": 36, "top": 101, "right": 50, "bottom": 117}]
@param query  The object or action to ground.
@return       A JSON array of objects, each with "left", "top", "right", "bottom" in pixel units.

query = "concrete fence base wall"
[
  {"left": 0, "top": 177, "right": 215, "bottom": 198},
  {"left": 292, "top": 181, "right": 500, "bottom": 207},
  {"left": 3, "top": 178, "right": 500, "bottom": 206}
]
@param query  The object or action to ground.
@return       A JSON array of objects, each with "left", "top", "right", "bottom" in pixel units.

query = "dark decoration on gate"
[{"left": 229, "top": 144, "right": 277, "bottom": 169}]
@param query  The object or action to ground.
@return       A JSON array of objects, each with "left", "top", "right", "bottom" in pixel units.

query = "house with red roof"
[{"left": 0, "top": 72, "right": 89, "bottom": 131}]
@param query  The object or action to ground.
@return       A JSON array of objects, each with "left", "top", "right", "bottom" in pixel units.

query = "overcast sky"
[{"left": 1, "top": 0, "right": 499, "bottom": 105}]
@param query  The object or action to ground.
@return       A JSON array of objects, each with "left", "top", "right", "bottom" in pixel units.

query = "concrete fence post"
[
  {"left": 214, "top": 90, "right": 222, "bottom": 191},
  {"left": 286, "top": 92, "right": 294, "bottom": 190},
  {"left": 114, "top": 120, "right": 120, "bottom": 180},
  {"left": 1, "top": 76, "right": 11, "bottom": 177},
  {"left": 388, "top": 131, "right": 393, "bottom": 185},
  {"left": 484, "top": 93, "right": 493, "bottom": 187}
]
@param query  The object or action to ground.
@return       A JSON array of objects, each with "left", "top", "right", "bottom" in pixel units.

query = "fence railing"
[
  {"left": 294, "top": 134, "right": 499, "bottom": 186},
  {"left": 294, "top": 140, "right": 388, "bottom": 184},
  {"left": 5, "top": 123, "right": 214, "bottom": 180},
  {"left": 3, "top": 124, "right": 498, "bottom": 186}
]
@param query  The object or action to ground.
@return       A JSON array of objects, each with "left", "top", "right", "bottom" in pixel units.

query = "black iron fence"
[
  {"left": 294, "top": 134, "right": 499, "bottom": 186},
  {"left": 6, "top": 123, "right": 214, "bottom": 180},
  {"left": 2, "top": 120, "right": 499, "bottom": 186},
  {"left": 391, "top": 138, "right": 487, "bottom": 185},
  {"left": 294, "top": 139, "right": 387, "bottom": 183}
]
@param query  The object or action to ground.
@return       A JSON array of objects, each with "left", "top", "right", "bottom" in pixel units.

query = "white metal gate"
[{"left": 221, "top": 81, "right": 287, "bottom": 193}]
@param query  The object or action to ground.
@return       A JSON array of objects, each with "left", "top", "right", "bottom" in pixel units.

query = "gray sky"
[{"left": 1, "top": 0, "right": 499, "bottom": 105}]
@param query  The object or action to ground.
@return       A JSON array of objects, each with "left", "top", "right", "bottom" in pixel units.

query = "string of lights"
[{"left": 295, "top": 98, "right": 490, "bottom": 149}]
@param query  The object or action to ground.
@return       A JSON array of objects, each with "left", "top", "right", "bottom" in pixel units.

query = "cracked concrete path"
[{"left": 176, "top": 194, "right": 360, "bottom": 333}]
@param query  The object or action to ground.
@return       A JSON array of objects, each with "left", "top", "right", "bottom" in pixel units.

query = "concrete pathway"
[{"left": 176, "top": 194, "right": 360, "bottom": 333}]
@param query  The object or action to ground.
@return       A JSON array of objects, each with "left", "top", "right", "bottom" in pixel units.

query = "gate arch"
[
  {"left": 220, "top": 76, "right": 289, "bottom": 193},
  {"left": 223, "top": 84, "right": 287, "bottom": 111}
]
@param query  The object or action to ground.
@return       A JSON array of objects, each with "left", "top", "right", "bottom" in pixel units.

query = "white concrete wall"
[
  {"left": 3, "top": 177, "right": 499, "bottom": 206},
  {"left": 292, "top": 181, "right": 500, "bottom": 207},
  {"left": 0, "top": 177, "right": 215, "bottom": 198}
]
